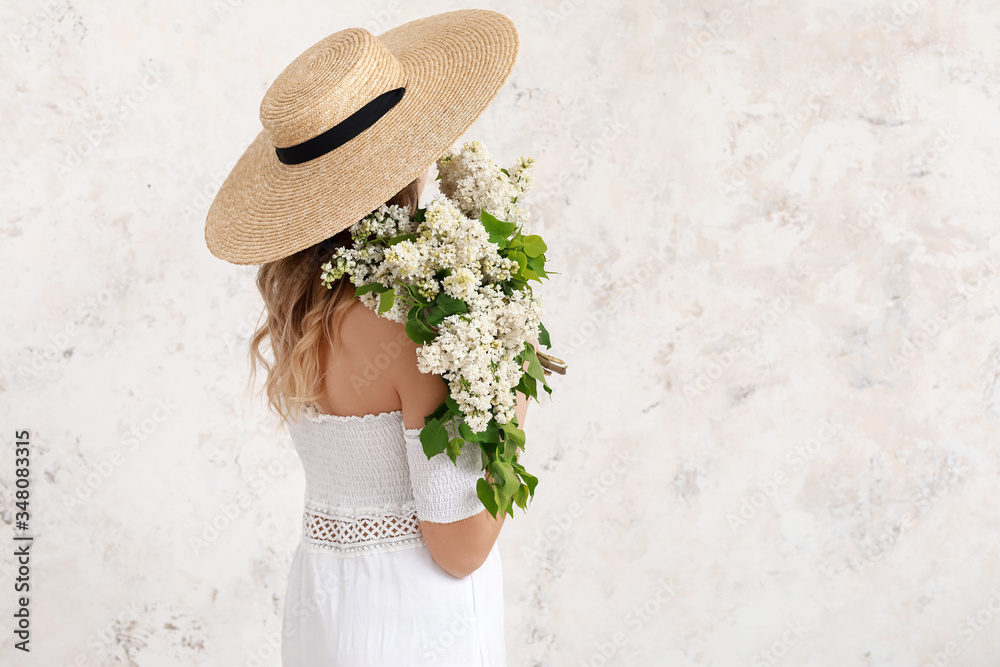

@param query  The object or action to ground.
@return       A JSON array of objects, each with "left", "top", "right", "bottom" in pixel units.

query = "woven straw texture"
[{"left": 204, "top": 9, "right": 519, "bottom": 265}]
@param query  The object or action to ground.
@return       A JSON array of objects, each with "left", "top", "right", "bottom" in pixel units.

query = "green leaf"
[
  {"left": 499, "top": 167, "right": 510, "bottom": 176},
  {"left": 538, "top": 321, "right": 551, "bottom": 348},
  {"left": 477, "top": 478, "right": 500, "bottom": 518},
  {"left": 501, "top": 421, "right": 526, "bottom": 450},
  {"left": 500, "top": 433, "right": 518, "bottom": 459},
  {"left": 434, "top": 291, "right": 468, "bottom": 316},
  {"left": 420, "top": 419, "right": 448, "bottom": 458},
  {"left": 480, "top": 440, "right": 499, "bottom": 459},
  {"left": 521, "top": 235, "right": 547, "bottom": 257},
  {"left": 481, "top": 419, "right": 501, "bottom": 444},
  {"left": 378, "top": 289, "right": 395, "bottom": 314},
  {"left": 501, "top": 277, "right": 531, "bottom": 295},
  {"left": 417, "top": 304, "right": 437, "bottom": 331},
  {"left": 515, "top": 372, "right": 538, "bottom": 401},
  {"left": 513, "top": 485, "right": 529, "bottom": 509},
  {"left": 490, "top": 461, "right": 520, "bottom": 498},
  {"left": 385, "top": 233, "right": 416, "bottom": 246},
  {"left": 512, "top": 461, "right": 538, "bottom": 496},
  {"left": 355, "top": 282, "right": 387, "bottom": 296},
  {"left": 458, "top": 421, "right": 475, "bottom": 441},
  {"left": 445, "top": 395, "right": 462, "bottom": 416},
  {"left": 426, "top": 291, "right": 467, "bottom": 326},
  {"left": 459, "top": 418, "right": 500, "bottom": 444},
  {"left": 522, "top": 343, "right": 546, "bottom": 382},
  {"left": 526, "top": 253, "right": 548, "bottom": 278},
  {"left": 427, "top": 400, "right": 449, "bottom": 423},
  {"left": 446, "top": 437, "right": 464, "bottom": 464},
  {"left": 480, "top": 210, "right": 516, "bottom": 247},
  {"left": 402, "top": 282, "right": 430, "bottom": 305},
  {"left": 405, "top": 316, "right": 435, "bottom": 345},
  {"left": 425, "top": 303, "right": 447, "bottom": 326},
  {"left": 509, "top": 250, "right": 527, "bottom": 272}
]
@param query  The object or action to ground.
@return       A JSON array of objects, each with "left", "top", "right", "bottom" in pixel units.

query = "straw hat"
[{"left": 204, "top": 9, "right": 519, "bottom": 265}]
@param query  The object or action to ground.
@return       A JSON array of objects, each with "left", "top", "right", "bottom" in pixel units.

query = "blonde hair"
[{"left": 248, "top": 178, "right": 421, "bottom": 426}]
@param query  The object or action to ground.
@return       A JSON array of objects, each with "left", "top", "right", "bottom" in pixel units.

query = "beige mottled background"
[{"left": 3, "top": 0, "right": 999, "bottom": 665}]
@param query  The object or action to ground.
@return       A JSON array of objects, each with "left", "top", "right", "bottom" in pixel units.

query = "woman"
[{"left": 204, "top": 9, "right": 523, "bottom": 666}]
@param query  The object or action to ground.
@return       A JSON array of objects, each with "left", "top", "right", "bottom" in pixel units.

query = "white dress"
[{"left": 280, "top": 406, "right": 507, "bottom": 666}]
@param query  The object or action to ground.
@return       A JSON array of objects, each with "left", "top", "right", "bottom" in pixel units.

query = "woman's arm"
[{"left": 390, "top": 328, "right": 507, "bottom": 579}]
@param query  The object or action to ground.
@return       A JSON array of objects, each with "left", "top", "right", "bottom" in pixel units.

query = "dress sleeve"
[{"left": 403, "top": 426, "right": 486, "bottom": 523}]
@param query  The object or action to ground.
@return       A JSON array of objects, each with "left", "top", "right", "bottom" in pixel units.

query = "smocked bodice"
[
  {"left": 287, "top": 405, "right": 486, "bottom": 557},
  {"left": 288, "top": 407, "right": 416, "bottom": 508}
]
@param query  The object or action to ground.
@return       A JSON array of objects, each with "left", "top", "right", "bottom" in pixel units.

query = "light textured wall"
[{"left": 3, "top": 0, "right": 999, "bottom": 665}]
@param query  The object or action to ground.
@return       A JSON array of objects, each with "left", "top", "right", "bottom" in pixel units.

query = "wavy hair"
[{"left": 248, "top": 178, "right": 421, "bottom": 426}]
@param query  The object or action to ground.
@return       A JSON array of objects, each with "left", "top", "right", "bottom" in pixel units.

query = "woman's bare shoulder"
[
  {"left": 338, "top": 300, "right": 446, "bottom": 426},
  {"left": 338, "top": 298, "right": 408, "bottom": 349},
  {"left": 337, "top": 299, "right": 427, "bottom": 375}
]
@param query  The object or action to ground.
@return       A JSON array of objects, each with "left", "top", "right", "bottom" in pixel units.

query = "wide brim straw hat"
[{"left": 204, "top": 9, "right": 518, "bottom": 265}]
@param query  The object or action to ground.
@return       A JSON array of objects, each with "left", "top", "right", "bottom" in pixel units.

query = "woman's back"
[
  {"left": 281, "top": 298, "right": 509, "bottom": 666},
  {"left": 315, "top": 298, "right": 448, "bottom": 430}
]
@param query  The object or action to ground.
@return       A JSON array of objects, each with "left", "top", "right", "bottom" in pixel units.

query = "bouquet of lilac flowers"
[{"left": 320, "top": 140, "right": 566, "bottom": 518}]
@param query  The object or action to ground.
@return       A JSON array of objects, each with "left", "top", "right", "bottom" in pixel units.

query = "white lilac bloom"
[
  {"left": 319, "top": 141, "right": 543, "bottom": 434},
  {"left": 437, "top": 140, "right": 535, "bottom": 230}
]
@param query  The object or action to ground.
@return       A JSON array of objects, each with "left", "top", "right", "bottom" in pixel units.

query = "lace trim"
[{"left": 302, "top": 502, "right": 424, "bottom": 556}]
